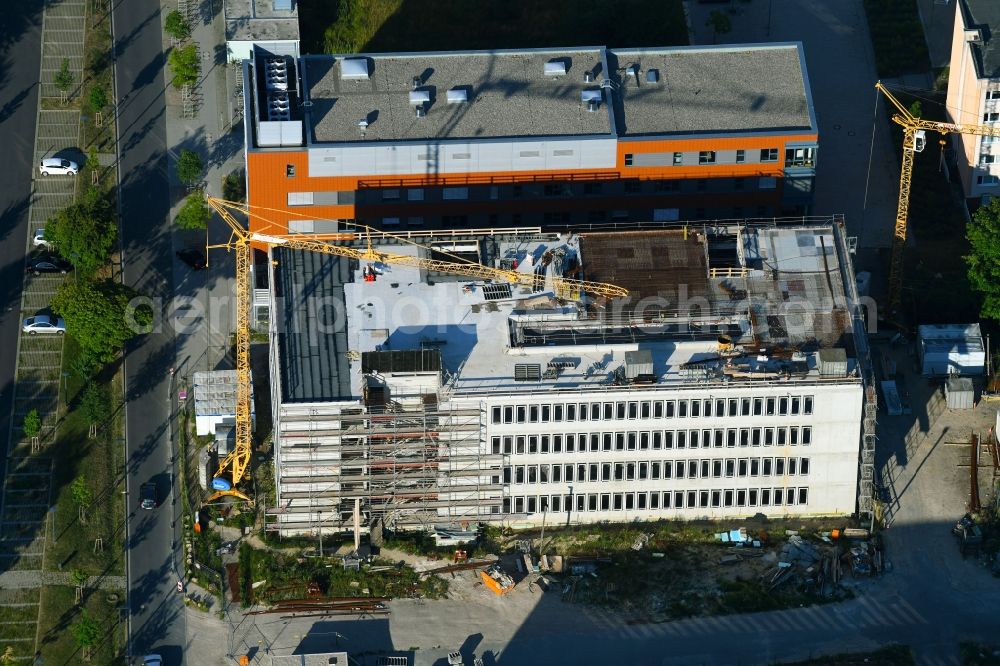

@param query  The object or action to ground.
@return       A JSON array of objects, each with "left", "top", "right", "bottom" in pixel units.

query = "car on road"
[
  {"left": 176, "top": 248, "right": 206, "bottom": 270},
  {"left": 26, "top": 255, "right": 71, "bottom": 274},
  {"left": 140, "top": 482, "right": 157, "bottom": 510},
  {"left": 22, "top": 315, "right": 65, "bottom": 335},
  {"left": 38, "top": 157, "right": 78, "bottom": 176},
  {"left": 32, "top": 228, "right": 51, "bottom": 248}
]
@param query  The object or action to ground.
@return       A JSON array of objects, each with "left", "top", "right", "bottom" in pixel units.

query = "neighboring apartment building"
[
  {"left": 947, "top": 0, "right": 1000, "bottom": 207},
  {"left": 240, "top": 43, "right": 819, "bottom": 233},
  {"left": 264, "top": 218, "right": 874, "bottom": 536}
]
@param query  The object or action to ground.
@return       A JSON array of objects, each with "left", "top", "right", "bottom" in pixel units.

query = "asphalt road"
[
  {"left": 112, "top": 0, "right": 186, "bottom": 660},
  {"left": 0, "top": 0, "right": 43, "bottom": 454}
]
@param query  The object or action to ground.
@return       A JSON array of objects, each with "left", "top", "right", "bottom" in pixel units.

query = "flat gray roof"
[
  {"left": 609, "top": 45, "right": 813, "bottom": 136},
  {"left": 296, "top": 44, "right": 813, "bottom": 145},
  {"left": 225, "top": 0, "right": 299, "bottom": 43},
  {"left": 303, "top": 48, "right": 612, "bottom": 143},
  {"left": 273, "top": 247, "right": 351, "bottom": 402}
]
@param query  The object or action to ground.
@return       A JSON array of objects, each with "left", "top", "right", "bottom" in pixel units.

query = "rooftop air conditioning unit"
[
  {"left": 584, "top": 71, "right": 593, "bottom": 83},
  {"left": 581, "top": 89, "right": 602, "bottom": 105},
  {"left": 415, "top": 106, "right": 426, "bottom": 118},
  {"left": 409, "top": 90, "right": 431, "bottom": 105},
  {"left": 446, "top": 88, "right": 468, "bottom": 104},
  {"left": 544, "top": 60, "right": 567, "bottom": 77}
]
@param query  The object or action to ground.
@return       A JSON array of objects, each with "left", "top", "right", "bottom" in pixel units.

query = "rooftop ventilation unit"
[
  {"left": 267, "top": 92, "right": 291, "bottom": 121},
  {"left": 514, "top": 363, "right": 542, "bottom": 382},
  {"left": 646, "top": 68, "right": 659, "bottom": 83},
  {"left": 626, "top": 64, "right": 639, "bottom": 78},
  {"left": 583, "top": 71, "right": 593, "bottom": 83},
  {"left": 415, "top": 105, "right": 426, "bottom": 118},
  {"left": 340, "top": 57, "right": 370, "bottom": 80},
  {"left": 586, "top": 100, "right": 599, "bottom": 113},
  {"left": 264, "top": 57, "right": 289, "bottom": 91},
  {"left": 581, "top": 89, "right": 602, "bottom": 105},
  {"left": 409, "top": 89, "right": 431, "bottom": 105},
  {"left": 624, "top": 349, "right": 655, "bottom": 383},
  {"left": 544, "top": 60, "right": 567, "bottom": 77},
  {"left": 446, "top": 88, "right": 468, "bottom": 104}
]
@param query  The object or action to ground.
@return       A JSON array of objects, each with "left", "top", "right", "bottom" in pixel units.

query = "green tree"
[
  {"left": 71, "top": 476, "right": 92, "bottom": 509},
  {"left": 176, "top": 191, "right": 211, "bottom": 229},
  {"left": 53, "top": 58, "right": 73, "bottom": 94},
  {"left": 45, "top": 187, "right": 116, "bottom": 279},
  {"left": 176, "top": 149, "right": 204, "bottom": 186},
  {"left": 908, "top": 100, "right": 922, "bottom": 119},
  {"left": 22, "top": 410, "right": 40, "bottom": 439},
  {"left": 88, "top": 85, "right": 107, "bottom": 113},
  {"left": 70, "top": 568, "right": 89, "bottom": 589},
  {"left": 168, "top": 44, "right": 200, "bottom": 88},
  {"left": 72, "top": 611, "right": 101, "bottom": 650},
  {"left": 222, "top": 170, "right": 246, "bottom": 203},
  {"left": 80, "top": 383, "right": 111, "bottom": 427},
  {"left": 51, "top": 280, "right": 152, "bottom": 368},
  {"left": 164, "top": 10, "right": 191, "bottom": 40},
  {"left": 967, "top": 197, "right": 1000, "bottom": 319},
  {"left": 706, "top": 10, "right": 732, "bottom": 44}
]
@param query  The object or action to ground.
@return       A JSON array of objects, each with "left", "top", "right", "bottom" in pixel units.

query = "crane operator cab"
[{"left": 910, "top": 130, "right": 927, "bottom": 153}]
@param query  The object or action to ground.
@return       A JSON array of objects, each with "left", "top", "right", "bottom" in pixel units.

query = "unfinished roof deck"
[
  {"left": 609, "top": 45, "right": 814, "bottom": 137},
  {"left": 303, "top": 48, "right": 611, "bottom": 144},
  {"left": 323, "top": 223, "right": 859, "bottom": 401}
]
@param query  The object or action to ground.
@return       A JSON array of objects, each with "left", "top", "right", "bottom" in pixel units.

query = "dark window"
[
  {"left": 698, "top": 151, "right": 716, "bottom": 164},
  {"left": 736, "top": 149, "right": 745, "bottom": 163},
  {"left": 286, "top": 164, "right": 296, "bottom": 177},
  {"left": 760, "top": 148, "right": 778, "bottom": 162},
  {"left": 624, "top": 154, "right": 634, "bottom": 166},
  {"left": 672, "top": 152, "right": 683, "bottom": 165}
]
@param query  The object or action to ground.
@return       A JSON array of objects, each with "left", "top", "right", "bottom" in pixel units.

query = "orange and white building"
[{"left": 240, "top": 43, "right": 818, "bottom": 233}]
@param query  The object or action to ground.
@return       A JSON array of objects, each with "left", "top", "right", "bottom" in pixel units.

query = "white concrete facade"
[{"left": 474, "top": 380, "right": 862, "bottom": 528}]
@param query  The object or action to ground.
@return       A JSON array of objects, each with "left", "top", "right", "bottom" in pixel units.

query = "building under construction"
[{"left": 263, "top": 217, "right": 875, "bottom": 536}]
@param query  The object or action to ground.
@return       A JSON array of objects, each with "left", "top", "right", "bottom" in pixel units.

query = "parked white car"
[
  {"left": 22, "top": 315, "right": 65, "bottom": 335},
  {"left": 32, "top": 228, "right": 50, "bottom": 248},
  {"left": 38, "top": 158, "right": 78, "bottom": 176}
]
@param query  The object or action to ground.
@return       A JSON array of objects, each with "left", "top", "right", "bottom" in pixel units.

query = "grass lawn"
[
  {"left": 776, "top": 644, "right": 913, "bottom": 665},
  {"left": 44, "top": 335, "right": 125, "bottom": 578},
  {"left": 863, "top": 0, "right": 931, "bottom": 78},
  {"left": 36, "top": 585, "right": 126, "bottom": 666},
  {"left": 300, "top": 0, "right": 688, "bottom": 55}
]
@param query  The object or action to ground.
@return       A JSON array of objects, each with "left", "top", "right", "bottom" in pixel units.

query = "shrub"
[
  {"left": 53, "top": 58, "right": 73, "bottom": 93},
  {"left": 176, "top": 149, "right": 203, "bottom": 185},
  {"left": 164, "top": 10, "right": 191, "bottom": 40},
  {"left": 88, "top": 85, "right": 107, "bottom": 113},
  {"left": 22, "top": 410, "right": 41, "bottom": 439},
  {"left": 168, "top": 44, "right": 199, "bottom": 88},
  {"left": 176, "top": 191, "right": 211, "bottom": 230}
]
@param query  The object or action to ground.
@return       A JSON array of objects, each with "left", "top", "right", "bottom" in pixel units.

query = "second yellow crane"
[{"left": 876, "top": 81, "right": 1000, "bottom": 316}]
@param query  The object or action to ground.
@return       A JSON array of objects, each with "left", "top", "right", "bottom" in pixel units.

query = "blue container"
[{"left": 211, "top": 478, "right": 232, "bottom": 491}]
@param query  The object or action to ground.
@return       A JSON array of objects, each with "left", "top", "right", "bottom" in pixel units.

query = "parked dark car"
[
  {"left": 176, "top": 249, "right": 206, "bottom": 270},
  {"left": 140, "top": 482, "right": 157, "bottom": 510},
  {"left": 26, "top": 255, "right": 71, "bottom": 274}
]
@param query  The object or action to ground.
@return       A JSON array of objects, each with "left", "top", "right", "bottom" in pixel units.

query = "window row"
[
  {"left": 490, "top": 395, "right": 814, "bottom": 425},
  {"left": 489, "top": 426, "right": 812, "bottom": 455},
  {"left": 503, "top": 486, "right": 810, "bottom": 515},
  {"left": 504, "top": 456, "right": 809, "bottom": 484}
]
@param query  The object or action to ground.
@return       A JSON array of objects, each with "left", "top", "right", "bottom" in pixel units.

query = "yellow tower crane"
[
  {"left": 202, "top": 197, "right": 629, "bottom": 503},
  {"left": 876, "top": 81, "right": 1000, "bottom": 315}
]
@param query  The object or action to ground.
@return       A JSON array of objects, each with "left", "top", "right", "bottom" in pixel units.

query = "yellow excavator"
[{"left": 202, "top": 197, "right": 628, "bottom": 503}]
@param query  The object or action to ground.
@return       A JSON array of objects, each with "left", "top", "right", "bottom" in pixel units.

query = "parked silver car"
[
  {"left": 38, "top": 158, "right": 78, "bottom": 176},
  {"left": 22, "top": 315, "right": 66, "bottom": 335}
]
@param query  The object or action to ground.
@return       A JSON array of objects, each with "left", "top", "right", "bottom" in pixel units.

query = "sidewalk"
[{"left": 160, "top": 0, "right": 244, "bottom": 382}]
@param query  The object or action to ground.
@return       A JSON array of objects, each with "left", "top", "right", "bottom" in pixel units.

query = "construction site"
[{"left": 189, "top": 214, "right": 876, "bottom": 540}]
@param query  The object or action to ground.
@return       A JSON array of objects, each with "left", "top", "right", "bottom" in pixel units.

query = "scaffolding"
[{"left": 266, "top": 395, "right": 503, "bottom": 536}]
